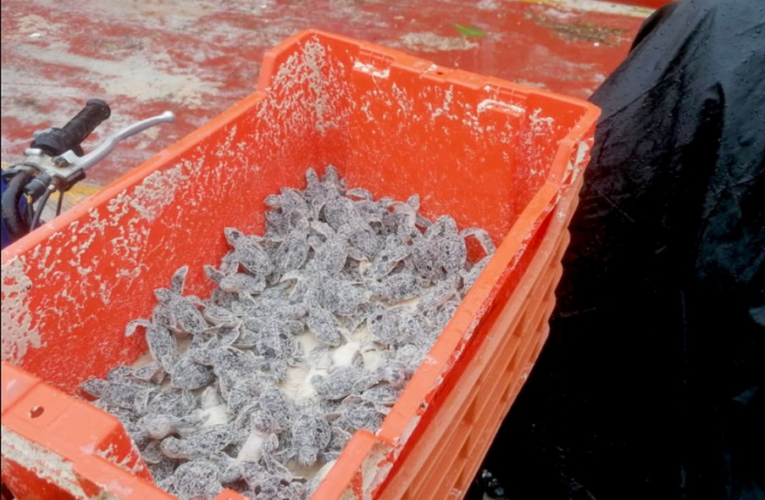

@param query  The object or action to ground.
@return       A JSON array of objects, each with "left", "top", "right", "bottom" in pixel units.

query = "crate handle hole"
[
  {"left": 436, "top": 71, "right": 444, "bottom": 75},
  {"left": 29, "top": 406, "right": 45, "bottom": 419}
]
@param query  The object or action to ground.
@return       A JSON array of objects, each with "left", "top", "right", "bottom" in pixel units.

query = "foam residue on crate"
[
  {"left": 352, "top": 61, "right": 390, "bottom": 80},
  {"left": 0, "top": 155, "right": 205, "bottom": 377},
  {"left": 1, "top": 425, "right": 89, "bottom": 498},
  {"left": 361, "top": 442, "right": 394, "bottom": 496},
  {"left": 257, "top": 36, "right": 354, "bottom": 138},
  {"left": 0, "top": 256, "right": 42, "bottom": 364},
  {"left": 476, "top": 99, "right": 525, "bottom": 116},
  {"left": 128, "top": 164, "right": 187, "bottom": 223}
]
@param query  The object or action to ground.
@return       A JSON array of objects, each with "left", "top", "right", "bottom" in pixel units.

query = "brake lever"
[{"left": 53, "top": 110, "right": 176, "bottom": 173}]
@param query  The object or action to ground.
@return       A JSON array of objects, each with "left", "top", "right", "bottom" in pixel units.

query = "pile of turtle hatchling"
[{"left": 80, "top": 167, "right": 496, "bottom": 500}]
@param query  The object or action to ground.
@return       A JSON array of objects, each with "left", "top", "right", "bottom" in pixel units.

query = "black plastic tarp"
[{"left": 476, "top": 0, "right": 765, "bottom": 498}]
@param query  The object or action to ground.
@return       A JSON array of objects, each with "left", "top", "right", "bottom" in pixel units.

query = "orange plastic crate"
[{"left": 1, "top": 30, "right": 598, "bottom": 500}]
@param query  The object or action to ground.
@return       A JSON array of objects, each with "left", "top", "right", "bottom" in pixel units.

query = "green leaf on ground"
[{"left": 455, "top": 24, "right": 487, "bottom": 38}]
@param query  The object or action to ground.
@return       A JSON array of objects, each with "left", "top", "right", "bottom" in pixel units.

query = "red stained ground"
[{"left": 0, "top": 0, "right": 646, "bottom": 187}]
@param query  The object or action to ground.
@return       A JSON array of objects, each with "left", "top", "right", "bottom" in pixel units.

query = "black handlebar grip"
[
  {"left": 30, "top": 99, "right": 111, "bottom": 157},
  {"left": 60, "top": 99, "right": 111, "bottom": 148}
]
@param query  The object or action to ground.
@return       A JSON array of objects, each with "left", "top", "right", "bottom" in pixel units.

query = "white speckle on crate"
[
  {"left": 569, "top": 140, "right": 591, "bottom": 184},
  {"left": 95, "top": 442, "right": 146, "bottom": 475},
  {"left": 353, "top": 61, "right": 390, "bottom": 79},
  {"left": 215, "top": 125, "right": 238, "bottom": 159},
  {"left": 421, "top": 355, "right": 437, "bottom": 366},
  {"left": 100, "top": 479, "right": 134, "bottom": 496},
  {"left": 128, "top": 164, "right": 186, "bottom": 223},
  {"left": 258, "top": 36, "right": 354, "bottom": 138},
  {"left": 431, "top": 86, "right": 455, "bottom": 121},
  {"left": 528, "top": 108, "right": 555, "bottom": 132},
  {"left": 1, "top": 425, "right": 88, "bottom": 497},
  {"left": 1, "top": 256, "right": 43, "bottom": 364},
  {"left": 1, "top": 154, "right": 208, "bottom": 365},
  {"left": 361, "top": 444, "right": 394, "bottom": 495},
  {"left": 80, "top": 442, "right": 97, "bottom": 455},
  {"left": 5, "top": 378, "right": 19, "bottom": 396},
  {"left": 476, "top": 99, "right": 525, "bottom": 116}
]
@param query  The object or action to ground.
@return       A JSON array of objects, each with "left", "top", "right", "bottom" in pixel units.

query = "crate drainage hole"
[{"left": 29, "top": 406, "right": 45, "bottom": 419}]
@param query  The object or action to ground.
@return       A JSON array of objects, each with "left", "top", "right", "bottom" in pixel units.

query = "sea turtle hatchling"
[
  {"left": 417, "top": 273, "right": 461, "bottom": 313},
  {"left": 147, "top": 454, "right": 178, "bottom": 482},
  {"left": 212, "top": 347, "right": 270, "bottom": 398},
  {"left": 161, "top": 424, "right": 234, "bottom": 460},
  {"left": 80, "top": 378, "right": 156, "bottom": 414},
  {"left": 258, "top": 388, "right": 298, "bottom": 431},
  {"left": 248, "top": 409, "right": 281, "bottom": 452},
  {"left": 318, "top": 425, "right": 352, "bottom": 463},
  {"left": 125, "top": 319, "right": 177, "bottom": 372},
  {"left": 304, "top": 305, "right": 343, "bottom": 347},
  {"left": 318, "top": 276, "right": 368, "bottom": 316},
  {"left": 146, "top": 388, "right": 198, "bottom": 417},
  {"left": 253, "top": 319, "right": 299, "bottom": 362},
  {"left": 372, "top": 359, "right": 413, "bottom": 390},
  {"left": 427, "top": 299, "right": 462, "bottom": 331},
  {"left": 291, "top": 408, "right": 332, "bottom": 467},
  {"left": 369, "top": 270, "right": 422, "bottom": 304},
  {"left": 265, "top": 188, "right": 312, "bottom": 223},
  {"left": 220, "top": 228, "right": 274, "bottom": 276},
  {"left": 412, "top": 215, "right": 467, "bottom": 281},
  {"left": 106, "top": 364, "right": 133, "bottom": 382},
  {"left": 367, "top": 235, "right": 412, "bottom": 280},
  {"left": 323, "top": 195, "right": 363, "bottom": 232},
  {"left": 366, "top": 305, "right": 402, "bottom": 346},
  {"left": 91, "top": 398, "right": 139, "bottom": 430},
  {"left": 307, "top": 226, "right": 350, "bottom": 276},
  {"left": 171, "top": 459, "right": 223, "bottom": 500},
  {"left": 153, "top": 287, "right": 208, "bottom": 337},
  {"left": 187, "top": 335, "right": 225, "bottom": 366},
  {"left": 171, "top": 357, "right": 215, "bottom": 391},
  {"left": 234, "top": 297, "right": 307, "bottom": 322},
  {"left": 226, "top": 375, "right": 274, "bottom": 415},
  {"left": 311, "top": 366, "right": 369, "bottom": 401},
  {"left": 201, "top": 304, "right": 240, "bottom": 327},
  {"left": 137, "top": 413, "right": 207, "bottom": 440},
  {"left": 393, "top": 343, "right": 431, "bottom": 368},
  {"left": 361, "top": 383, "right": 403, "bottom": 406},
  {"left": 328, "top": 396, "right": 387, "bottom": 434},
  {"left": 272, "top": 224, "right": 311, "bottom": 274},
  {"left": 241, "top": 453, "right": 306, "bottom": 500},
  {"left": 130, "top": 361, "right": 165, "bottom": 384},
  {"left": 205, "top": 263, "right": 268, "bottom": 300},
  {"left": 397, "top": 310, "right": 433, "bottom": 346},
  {"left": 153, "top": 266, "right": 209, "bottom": 336},
  {"left": 207, "top": 452, "right": 246, "bottom": 484}
]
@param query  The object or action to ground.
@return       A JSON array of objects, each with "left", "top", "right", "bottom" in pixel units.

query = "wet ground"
[{"left": 2, "top": 0, "right": 647, "bottom": 199}]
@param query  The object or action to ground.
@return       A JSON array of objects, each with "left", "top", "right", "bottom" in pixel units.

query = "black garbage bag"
[{"left": 476, "top": 0, "right": 765, "bottom": 499}]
